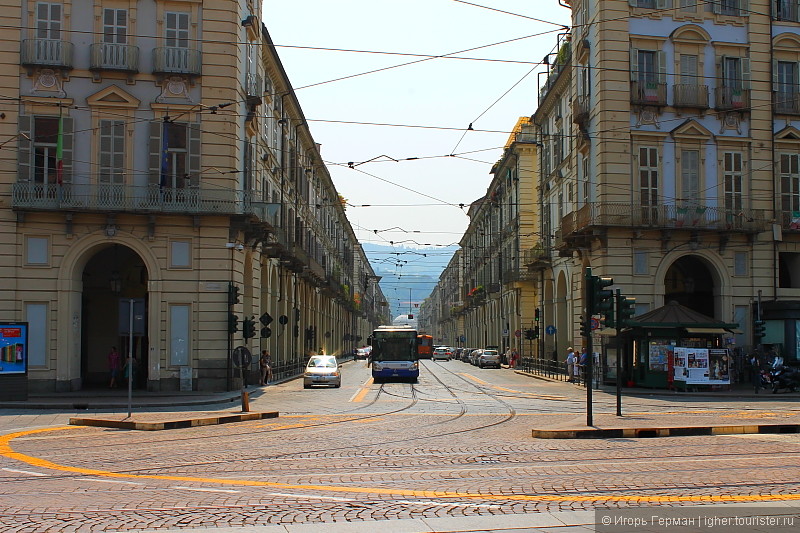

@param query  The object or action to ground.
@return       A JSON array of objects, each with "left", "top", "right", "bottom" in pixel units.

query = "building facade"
[
  {"left": 534, "top": 0, "right": 800, "bottom": 364},
  {"left": 2, "top": 0, "right": 386, "bottom": 393}
]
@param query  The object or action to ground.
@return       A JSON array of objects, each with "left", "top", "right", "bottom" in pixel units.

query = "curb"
[
  {"left": 532, "top": 423, "right": 800, "bottom": 439},
  {"left": 69, "top": 411, "right": 279, "bottom": 431}
]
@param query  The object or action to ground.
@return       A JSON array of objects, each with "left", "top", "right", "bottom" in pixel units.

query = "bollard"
[{"left": 241, "top": 391, "right": 250, "bottom": 412}]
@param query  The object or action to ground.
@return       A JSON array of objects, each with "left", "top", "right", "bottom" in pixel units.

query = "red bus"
[{"left": 417, "top": 334, "right": 433, "bottom": 359}]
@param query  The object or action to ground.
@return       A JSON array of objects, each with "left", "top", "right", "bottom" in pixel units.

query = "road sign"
[
  {"left": 503, "top": 329, "right": 509, "bottom": 337},
  {"left": 545, "top": 325, "right": 556, "bottom": 336},
  {"left": 514, "top": 329, "right": 521, "bottom": 338},
  {"left": 591, "top": 317, "right": 600, "bottom": 330},
  {"left": 231, "top": 346, "right": 252, "bottom": 368}
]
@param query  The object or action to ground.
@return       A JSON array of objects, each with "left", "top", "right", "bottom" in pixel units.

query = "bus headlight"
[
  {"left": 411, "top": 362, "right": 418, "bottom": 370},
  {"left": 373, "top": 363, "right": 382, "bottom": 371}
]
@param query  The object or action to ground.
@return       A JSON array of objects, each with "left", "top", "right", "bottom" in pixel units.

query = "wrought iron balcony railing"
[
  {"left": 715, "top": 87, "right": 750, "bottom": 111},
  {"left": 673, "top": 84, "right": 709, "bottom": 109},
  {"left": 21, "top": 39, "right": 74, "bottom": 69},
  {"left": 245, "top": 73, "right": 263, "bottom": 106},
  {"left": 631, "top": 81, "right": 667, "bottom": 107},
  {"left": 152, "top": 47, "right": 201, "bottom": 76},
  {"left": 559, "top": 202, "right": 769, "bottom": 237},
  {"left": 774, "top": 90, "right": 800, "bottom": 115},
  {"left": 11, "top": 182, "right": 258, "bottom": 216},
  {"left": 90, "top": 43, "right": 139, "bottom": 72}
]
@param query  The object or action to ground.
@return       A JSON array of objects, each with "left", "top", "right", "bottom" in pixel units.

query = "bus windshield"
[{"left": 372, "top": 330, "right": 417, "bottom": 362}]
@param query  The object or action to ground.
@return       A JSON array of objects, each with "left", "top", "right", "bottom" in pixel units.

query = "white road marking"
[
  {"left": 269, "top": 492, "right": 355, "bottom": 502},
  {"left": 2, "top": 467, "right": 48, "bottom": 476},
  {"left": 396, "top": 499, "right": 503, "bottom": 509},
  {"left": 84, "top": 478, "right": 143, "bottom": 485},
  {"left": 171, "top": 486, "right": 240, "bottom": 493}
]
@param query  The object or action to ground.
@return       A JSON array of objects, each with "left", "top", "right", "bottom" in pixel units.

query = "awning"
[{"left": 684, "top": 327, "right": 728, "bottom": 334}]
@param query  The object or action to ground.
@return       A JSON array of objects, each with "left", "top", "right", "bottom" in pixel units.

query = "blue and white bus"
[{"left": 369, "top": 325, "right": 419, "bottom": 383}]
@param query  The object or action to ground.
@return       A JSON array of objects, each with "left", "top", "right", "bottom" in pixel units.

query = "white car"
[
  {"left": 432, "top": 347, "right": 452, "bottom": 361},
  {"left": 303, "top": 355, "right": 341, "bottom": 388}
]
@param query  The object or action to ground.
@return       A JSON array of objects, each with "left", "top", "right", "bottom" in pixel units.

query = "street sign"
[
  {"left": 545, "top": 325, "right": 556, "bottom": 336},
  {"left": 591, "top": 317, "right": 600, "bottom": 330},
  {"left": 514, "top": 329, "right": 521, "bottom": 338},
  {"left": 503, "top": 329, "right": 509, "bottom": 337},
  {"left": 231, "top": 346, "right": 252, "bottom": 368}
]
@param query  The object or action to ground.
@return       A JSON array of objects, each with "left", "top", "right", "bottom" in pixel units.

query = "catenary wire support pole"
[
  {"left": 127, "top": 298, "right": 134, "bottom": 418},
  {"left": 585, "top": 267, "right": 593, "bottom": 427},
  {"left": 615, "top": 289, "right": 622, "bottom": 417}
]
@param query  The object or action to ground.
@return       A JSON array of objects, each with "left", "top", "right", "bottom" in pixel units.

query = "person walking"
[
  {"left": 566, "top": 347, "right": 576, "bottom": 382},
  {"left": 259, "top": 350, "right": 273, "bottom": 386},
  {"left": 107, "top": 346, "right": 121, "bottom": 388}
]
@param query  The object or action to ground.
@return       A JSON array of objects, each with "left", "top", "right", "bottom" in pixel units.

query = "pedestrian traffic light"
[
  {"left": 228, "top": 313, "right": 239, "bottom": 334},
  {"left": 228, "top": 283, "right": 240, "bottom": 306},
  {"left": 580, "top": 316, "right": 591, "bottom": 338},
  {"left": 590, "top": 275, "right": 614, "bottom": 315},
  {"left": 753, "top": 319, "right": 766, "bottom": 340},
  {"left": 618, "top": 295, "right": 636, "bottom": 328},
  {"left": 243, "top": 316, "right": 256, "bottom": 339},
  {"left": 534, "top": 308, "right": 540, "bottom": 322}
]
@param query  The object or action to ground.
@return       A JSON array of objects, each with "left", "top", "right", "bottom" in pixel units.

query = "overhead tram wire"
[{"left": 451, "top": 0, "right": 571, "bottom": 28}]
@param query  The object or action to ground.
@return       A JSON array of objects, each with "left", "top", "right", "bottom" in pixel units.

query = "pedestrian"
[
  {"left": 579, "top": 347, "right": 589, "bottom": 384},
  {"left": 749, "top": 353, "right": 762, "bottom": 394},
  {"left": 107, "top": 346, "right": 121, "bottom": 388},
  {"left": 510, "top": 347, "right": 519, "bottom": 369},
  {"left": 259, "top": 350, "right": 272, "bottom": 386},
  {"left": 566, "top": 347, "right": 576, "bottom": 382}
]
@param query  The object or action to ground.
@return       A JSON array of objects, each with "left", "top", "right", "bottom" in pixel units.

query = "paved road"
[{"left": 2, "top": 358, "right": 800, "bottom": 532}]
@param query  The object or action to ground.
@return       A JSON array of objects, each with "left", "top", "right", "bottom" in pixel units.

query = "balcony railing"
[
  {"left": 152, "top": 47, "right": 201, "bottom": 76},
  {"left": 673, "top": 84, "right": 709, "bottom": 109},
  {"left": 21, "top": 39, "right": 74, "bottom": 69},
  {"left": 90, "top": 43, "right": 139, "bottom": 72},
  {"left": 630, "top": 81, "right": 667, "bottom": 107},
  {"left": 11, "top": 182, "right": 261, "bottom": 216},
  {"left": 572, "top": 96, "right": 589, "bottom": 125},
  {"left": 774, "top": 90, "right": 800, "bottom": 115},
  {"left": 780, "top": 210, "right": 800, "bottom": 231},
  {"left": 715, "top": 87, "right": 750, "bottom": 111},
  {"left": 245, "top": 73, "right": 263, "bottom": 106},
  {"left": 539, "top": 41, "right": 571, "bottom": 101},
  {"left": 559, "top": 202, "right": 768, "bottom": 236}
]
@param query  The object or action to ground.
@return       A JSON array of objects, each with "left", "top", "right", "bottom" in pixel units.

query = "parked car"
[
  {"left": 303, "top": 355, "right": 341, "bottom": 388},
  {"left": 469, "top": 349, "right": 483, "bottom": 366},
  {"left": 477, "top": 349, "right": 501, "bottom": 369},
  {"left": 432, "top": 347, "right": 452, "bottom": 361},
  {"left": 461, "top": 349, "right": 475, "bottom": 362},
  {"left": 354, "top": 348, "right": 369, "bottom": 360}
]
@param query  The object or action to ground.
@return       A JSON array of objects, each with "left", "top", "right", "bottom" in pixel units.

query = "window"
[
  {"left": 734, "top": 252, "right": 748, "bottom": 276},
  {"left": 631, "top": 49, "right": 666, "bottom": 105},
  {"left": 717, "top": 55, "right": 750, "bottom": 109},
  {"left": 680, "top": 0, "right": 698, "bottom": 12},
  {"left": 26, "top": 236, "right": 48, "bottom": 265},
  {"left": 169, "top": 304, "right": 190, "bottom": 366},
  {"left": 680, "top": 149, "right": 700, "bottom": 203},
  {"left": 780, "top": 153, "right": 800, "bottom": 215},
  {"left": 103, "top": 8, "right": 127, "bottom": 44},
  {"left": 775, "top": 0, "right": 800, "bottom": 22},
  {"left": 723, "top": 151, "right": 743, "bottom": 227},
  {"left": 634, "top": 250, "right": 649, "bottom": 275},
  {"left": 170, "top": 240, "right": 191, "bottom": 268},
  {"left": 165, "top": 12, "right": 190, "bottom": 48},
  {"left": 25, "top": 303, "right": 47, "bottom": 367},
  {"left": 163, "top": 122, "right": 187, "bottom": 188},
  {"left": 639, "top": 146, "right": 659, "bottom": 223},
  {"left": 99, "top": 120, "right": 125, "bottom": 185},
  {"left": 36, "top": 2, "right": 61, "bottom": 40},
  {"left": 581, "top": 154, "right": 590, "bottom": 205},
  {"left": 33, "top": 117, "right": 58, "bottom": 185},
  {"left": 680, "top": 55, "right": 698, "bottom": 85},
  {"left": 715, "top": 0, "right": 744, "bottom": 16},
  {"left": 775, "top": 60, "right": 799, "bottom": 113}
]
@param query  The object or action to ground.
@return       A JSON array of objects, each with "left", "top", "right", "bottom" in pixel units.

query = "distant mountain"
[{"left": 362, "top": 243, "right": 457, "bottom": 321}]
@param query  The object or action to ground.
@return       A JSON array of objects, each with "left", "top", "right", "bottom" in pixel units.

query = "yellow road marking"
[
  {"left": 350, "top": 378, "right": 373, "bottom": 403},
  {"left": 3, "top": 426, "right": 800, "bottom": 503},
  {"left": 459, "top": 373, "right": 487, "bottom": 385}
]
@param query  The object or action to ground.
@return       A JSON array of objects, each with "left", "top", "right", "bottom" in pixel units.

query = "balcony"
[
  {"left": 630, "top": 81, "right": 667, "bottom": 107},
  {"left": 775, "top": 2, "right": 800, "bottom": 22},
  {"left": 673, "top": 84, "right": 709, "bottom": 109},
  {"left": 152, "top": 47, "right": 201, "bottom": 76},
  {"left": 89, "top": 43, "right": 139, "bottom": 73},
  {"left": 21, "top": 39, "right": 73, "bottom": 70},
  {"left": 503, "top": 266, "right": 536, "bottom": 283},
  {"left": 11, "top": 182, "right": 256, "bottom": 215},
  {"left": 779, "top": 210, "right": 800, "bottom": 232},
  {"left": 245, "top": 73, "right": 263, "bottom": 107},
  {"left": 521, "top": 244, "right": 550, "bottom": 270},
  {"left": 539, "top": 40, "right": 571, "bottom": 102},
  {"left": 558, "top": 202, "right": 768, "bottom": 243},
  {"left": 572, "top": 96, "right": 589, "bottom": 126},
  {"left": 774, "top": 89, "right": 800, "bottom": 115},
  {"left": 714, "top": 87, "right": 750, "bottom": 111}
]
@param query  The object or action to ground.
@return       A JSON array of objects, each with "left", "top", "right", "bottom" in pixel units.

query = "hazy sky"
[{"left": 262, "top": 0, "right": 572, "bottom": 256}]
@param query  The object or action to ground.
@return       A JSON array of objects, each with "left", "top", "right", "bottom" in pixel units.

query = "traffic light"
[
  {"left": 590, "top": 275, "right": 614, "bottom": 315},
  {"left": 228, "top": 313, "right": 239, "bottom": 334},
  {"left": 228, "top": 283, "right": 240, "bottom": 306},
  {"left": 580, "top": 316, "right": 591, "bottom": 338},
  {"left": 618, "top": 295, "right": 636, "bottom": 328},
  {"left": 534, "top": 308, "right": 540, "bottom": 322},
  {"left": 753, "top": 319, "right": 766, "bottom": 340},
  {"left": 524, "top": 328, "right": 535, "bottom": 340},
  {"left": 243, "top": 316, "right": 256, "bottom": 339},
  {"left": 533, "top": 325, "right": 540, "bottom": 339}
]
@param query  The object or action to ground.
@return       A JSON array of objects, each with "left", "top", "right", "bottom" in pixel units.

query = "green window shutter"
[
  {"left": 657, "top": 51, "right": 667, "bottom": 84},
  {"left": 773, "top": 59, "right": 779, "bottom": 92},
  {"left": 61, "top": 116, "right": 74, "bottom": 183},
  {"left": 17, "top": 115, "right": 32, "bottom": 182},
  {"left": 741, "top": 57, "right": 750, "bottom": 89},
  {"left": 148, "top": 120, "right": 161, "bottom": 186},
  {"left": 187, "top": 122, "right": 200, "bottom": 187},
  {"left": 630, "top": 48, "right": 639, "bottom": 81}
]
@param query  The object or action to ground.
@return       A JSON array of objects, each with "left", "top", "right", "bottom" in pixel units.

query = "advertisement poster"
[
  {"left": 0, "top": 324, "right": 28, "bottom": 375},
  {"left": 648, "top": 343, "right": 672, "bottom": 372},
  {"left": 673, "top": 347, "right": 688, "bottom": 382},
  {"left": 672, "top": 347, "right": 730, "bottom": 385},
  {"left": 707, "top": 349, "right": 731, "bottom": 385}
]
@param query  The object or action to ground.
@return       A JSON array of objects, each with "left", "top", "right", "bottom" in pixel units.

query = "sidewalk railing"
[{"left": 519, "top": 357, "right": 570, "bottom": 381}]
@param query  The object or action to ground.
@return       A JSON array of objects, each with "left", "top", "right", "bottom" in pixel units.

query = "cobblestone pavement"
[{"left": 2, "top": 359, "right": 800, "bottom": 532}]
